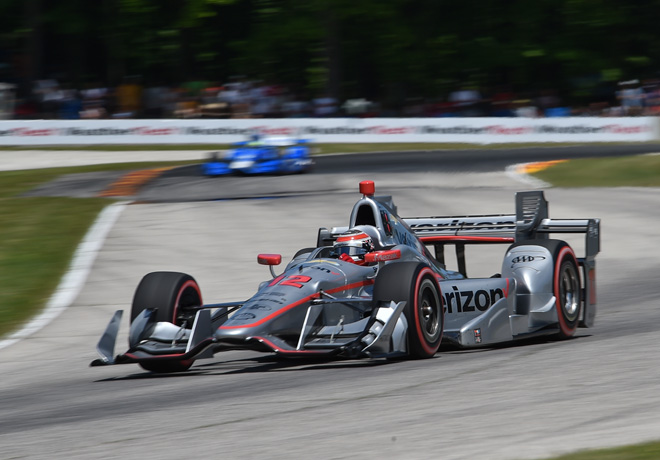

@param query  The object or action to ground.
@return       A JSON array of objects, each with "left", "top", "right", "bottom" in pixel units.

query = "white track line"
[{"left": 0, "top": 201, "right": 128, "bottom": 350}]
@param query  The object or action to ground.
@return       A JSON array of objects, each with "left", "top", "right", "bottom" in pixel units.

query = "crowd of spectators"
[{"left": 3, "top": 76, "right": 660, "bottom": 120}]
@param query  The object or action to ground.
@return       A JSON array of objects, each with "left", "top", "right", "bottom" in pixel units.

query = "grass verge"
[
  {"left": 540, "top": 440, "right": 660, "bottom": 460},
  {"left": 532, "top": 154, "right": 660, "bottom": 187},
  {"left": 0, "top": 196, "right": 108, "bottom": 336},
  {"left": 0, "top": 161, "right": 194, "bottom": 337}
]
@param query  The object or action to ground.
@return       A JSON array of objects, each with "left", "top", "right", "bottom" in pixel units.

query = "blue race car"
[{"left": 202, "top": 136, "right": 314, "bottom": 176}]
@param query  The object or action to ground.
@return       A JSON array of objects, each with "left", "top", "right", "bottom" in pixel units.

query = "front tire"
[
  {"left": 131, "top": 271, "right": 203, "bottom": 372},
  {"left": 374, "top": 262, "right": 443, "bottom": 358}
]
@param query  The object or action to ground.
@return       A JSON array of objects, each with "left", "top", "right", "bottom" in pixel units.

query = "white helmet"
[{"left": 333, "top": 228, "right": 375, "bottom": 261}]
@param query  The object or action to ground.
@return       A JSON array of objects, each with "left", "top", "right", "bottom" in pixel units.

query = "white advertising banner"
[{"left": 0, "top": 117, "right": 657, "bottom": 145}]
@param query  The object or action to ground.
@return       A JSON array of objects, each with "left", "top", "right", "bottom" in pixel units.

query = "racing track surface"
[
  {"left": 2, "top": 149, "right": 660, "bottom": 459},
  {"left": 22, "top": 142, "right": 660, "bottom": 201},
  {"left": 142, "top": 143, "right": 660, "bottom": 201}
]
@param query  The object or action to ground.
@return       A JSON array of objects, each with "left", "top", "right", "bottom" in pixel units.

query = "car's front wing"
[{"left": 91, "top": 300, "right": 408, "bottom": 368}]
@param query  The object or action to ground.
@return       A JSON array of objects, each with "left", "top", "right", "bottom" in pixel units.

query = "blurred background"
[{"left": 1, "top": 0, "right": 660, "bottom": 120}]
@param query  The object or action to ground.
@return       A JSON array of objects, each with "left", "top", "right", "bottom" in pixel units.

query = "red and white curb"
[{"left": 505, "top": 160, "right": 567, "bottom": 188}]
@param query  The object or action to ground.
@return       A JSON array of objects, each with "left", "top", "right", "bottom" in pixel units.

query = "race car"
[
  {"left": 201, "top": 135, "right": 313, "bottom": 176},
  {"left": 92, "top": 181, "right": 600, "bottom": 373}
]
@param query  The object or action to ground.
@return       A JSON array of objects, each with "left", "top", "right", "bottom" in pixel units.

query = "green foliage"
[{"left": 7, "top": 1, "right": 660, "bottom": 110}]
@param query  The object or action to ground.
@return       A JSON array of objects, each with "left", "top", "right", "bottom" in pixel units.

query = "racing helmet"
[{"left": 333, "top": 228, "right": 375, "bottom": 261}]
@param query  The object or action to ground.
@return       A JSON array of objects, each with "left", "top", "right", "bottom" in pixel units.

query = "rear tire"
[
  {"left": 508, "top": 239, "right": 581, "bottom": 339},
  {"left": 131, "top": 272, "right": 203, "bottom": 372},
  {"left": 553, "top": 245, "right": 581, "bottom": 339},
  {"left": 374, "top": 262, "right": 443, "bottom": 358}
]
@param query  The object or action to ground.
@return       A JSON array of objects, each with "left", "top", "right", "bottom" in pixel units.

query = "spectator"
[
  {"left": 313, "top": 94, "right": 338, "bottom": 117},
  {"left": 617, "top": 79, "right": 644, "bottom": 116},
  {"left": 80, "top": 82, "right": 109, "bottom": 118},
  {"left": 282, "top": 95, "right": 310, "bottom": 117},
  {"left": 57, "top": 89, "right": 82, "bottom": 119},
  {"left": 402, "top": 97, "right": 425, "bottom": 117},
  {"left": 343, "top": 98, "right": 374, "bottom": 117},
  {"left": 513, "top": 99, "right": 539, "bottom": 118},
  {"left": 250, "top": 82, "right": 271, "bottom": 118},
  {"left": 448, "top": 85, "right": 482, "bottom": 116},
  {"left": 490, "top": 86, "right": 516, "bottom": 117},
  {"left": 13, "top": 98, "right": 38, "bottom": 119},
  {"left": 642, "top": 79, "right": 660, "bottom": 115},
  {"left": 35, "top": 78, "right": 65, "bottom": 118},
  {"left": 440, "top": 102, "right": 459, "bottom": 117},
  {"left": 142, "top": 83, "right": 169, "bottom": 118},
  {"left": 114, "top": 76, "right": 143, "bottom": 118}
]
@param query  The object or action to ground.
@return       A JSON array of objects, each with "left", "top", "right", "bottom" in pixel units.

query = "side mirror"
[
  {"left": 258, "top": 254, "right": 282, "bottom": 278},
  {"left": 258, "top": 254, "right": 282, "bottom": 266}
]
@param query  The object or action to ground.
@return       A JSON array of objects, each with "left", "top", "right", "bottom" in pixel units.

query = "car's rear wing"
[
  {"left": 406, "top": 191, "right": 600, "bottom": 327},
  {"left": 405, "top": 191, "right": 599, "bottom": 257}
]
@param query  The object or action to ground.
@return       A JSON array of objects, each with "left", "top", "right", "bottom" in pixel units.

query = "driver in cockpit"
[{"left": 332, "top": 226, "right": 381, "bottom": 265}]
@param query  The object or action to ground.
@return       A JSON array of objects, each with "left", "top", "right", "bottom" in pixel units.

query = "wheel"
[
  {"left": 135, "top": 359, "right": 194, "bottom": 374},
  {"left": 131, "top": 271, "right": 203, "bottom": 372},
  {"left": 553, "top": 244, "right": 581, "bottom": 339},
  {"left": 131, "top": 271, "right": 202, "bottom": 325},
  {"left": 374, "top": 262, "right": 443, "bottom": 358},
  {"left": 507, "top": 239, "right": 581, "bottom": 339}
]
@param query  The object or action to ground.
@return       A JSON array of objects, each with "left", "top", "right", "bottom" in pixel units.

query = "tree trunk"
[
  {"left": 24, "top": 0, "right": 43, "bottom": 81},
  {"left": 103, "top": 0, "right": 124, "bottom": 86},
  {"left": 323, "top": 4, "right": 341, "bottom": 100}
]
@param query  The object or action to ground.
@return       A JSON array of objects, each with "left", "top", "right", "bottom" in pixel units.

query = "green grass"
[
  {"left": 533, "top": 154, "right": 660, "bottom": 187},
  {"left": 0, "top": 196, "right": 108, "bottom": 335},
  {"left": 540, "top": 440, "right": 660, "bottom": 460},
  {"left": 0, "top": 161, "right": 195, "bottom": 337}
]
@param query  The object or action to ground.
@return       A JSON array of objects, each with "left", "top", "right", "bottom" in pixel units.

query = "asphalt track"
[
  {"left": 1, "top": 146, "right": 660, "bottom": 460},
  {"left": 17, "top": 142, "right": 660, "bottom": 201}
]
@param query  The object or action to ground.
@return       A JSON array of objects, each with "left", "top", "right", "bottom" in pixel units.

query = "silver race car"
[{"left": 92, "top": 181, "right": 600, "bottom": 373}]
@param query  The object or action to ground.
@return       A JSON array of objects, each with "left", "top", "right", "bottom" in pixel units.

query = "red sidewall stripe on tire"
[
  {"left": 554, "top": 246, "right": 578, "bottom": 337},
  {"left": 173, "top": 280, "right": 203, "bottom": 324},
  {"left": 414, "top": 267, "right": 442, "bottom": 356}
]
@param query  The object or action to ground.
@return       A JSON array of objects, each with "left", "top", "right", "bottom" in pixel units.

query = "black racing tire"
[
  {"left": 552, "top": 243, "right": 581, "bottom": 339},
  {"left": 373, "top": 262, "right": 443, "bottom": 358},
  {"left": 131, "top": 271, "right": 203, "bottom": 373},
  {"left": 131, "top": 272, "right": 202, "bottom": 325},
  {"left": 508, "top": 239, "right": 581, "bottom": 339}
]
